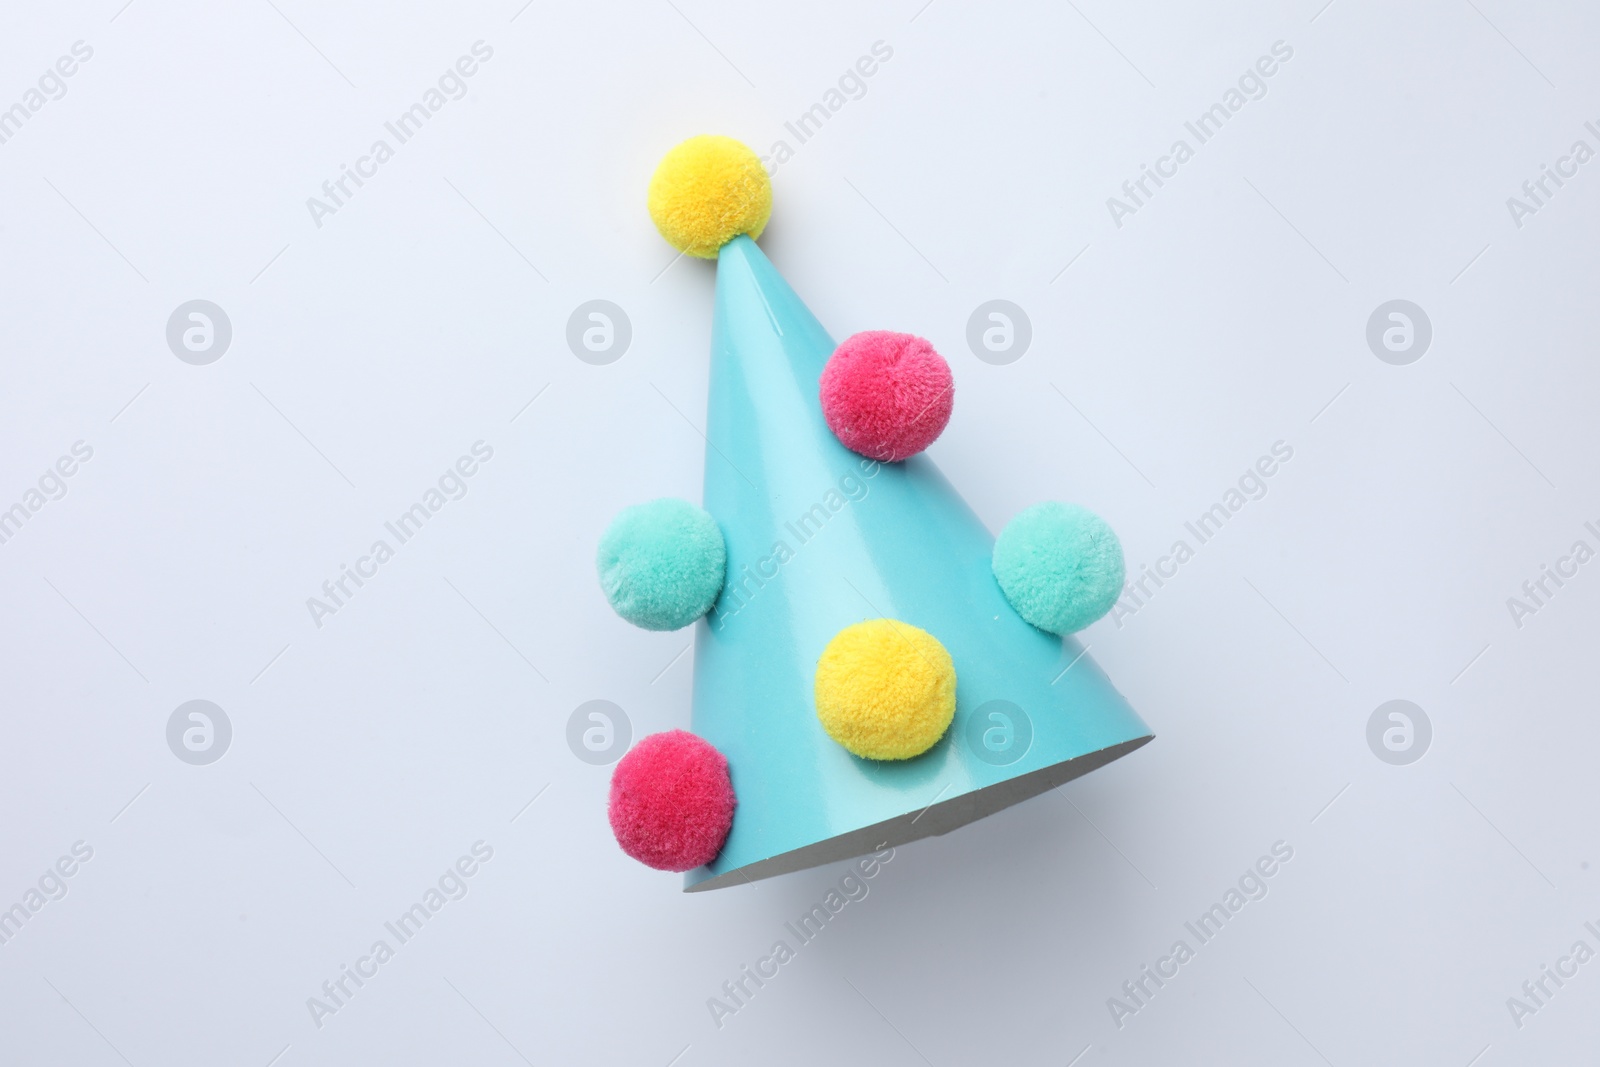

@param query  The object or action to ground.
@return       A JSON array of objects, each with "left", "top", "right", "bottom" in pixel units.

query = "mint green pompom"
[
  {"left": 992, "top": 502, "right": 1124, "bottom": 635},
  {"left": 597, "top": 499, "right": 726, "bottom": 631}
]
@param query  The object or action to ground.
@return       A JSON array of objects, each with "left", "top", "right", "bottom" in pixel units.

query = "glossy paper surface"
[{"left": 686, "top": 236, "right": 1152, "bottom": 890}]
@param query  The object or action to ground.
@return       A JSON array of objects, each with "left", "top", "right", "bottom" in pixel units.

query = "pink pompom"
[
  {"left": 819, "top": 331, "right": 954, "bottom": 461},
  {"left": 608, "top": 730, "right": 735, "bottom": 872}
]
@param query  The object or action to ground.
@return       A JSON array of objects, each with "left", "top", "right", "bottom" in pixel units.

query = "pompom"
[
  {"left": 647, "top": 135, "right": 772, "bottom": 258},
  {"left": 597, "top": 498, "right": 725, "bottom": 631},
  {"left": 819, "top": 332, "right": 953, "bottom": 462},
  {"left": 608, "top": 730, "right": 736, "bottom": 872},
  {"left": 814, "top": 619, "right": 956, "bottom": 760},
  {"left": 992, "top": 502, "right": 1124, "bottom": 635}
]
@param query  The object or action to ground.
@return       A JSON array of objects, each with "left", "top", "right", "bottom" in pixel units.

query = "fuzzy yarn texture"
[
  {"left": 992, "top": 502, "right": 1124, "bottom": 635},
  {"left": 597, "top": 498, "right": 726, "bottom": 631},
  {"left": 819, "top": 332, "right": 954, "bottom": 462},
  {"left": 608, "top": 730, "right": 736, "bottom": 872},
  {"left": 813, "top": 618, "right": 957, "bottom": 760},
  {"left": 647, "top": 135, "right": 772, "bottom": 258}
]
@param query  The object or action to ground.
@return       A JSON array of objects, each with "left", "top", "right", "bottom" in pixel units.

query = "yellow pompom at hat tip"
[{"left": 648, "top": 135, "right": 772, "bottom": 259}]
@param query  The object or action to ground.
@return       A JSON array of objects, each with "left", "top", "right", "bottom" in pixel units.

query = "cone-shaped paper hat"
[{"left": 683, "top": 235, "right": 1152, "bottom": 891}]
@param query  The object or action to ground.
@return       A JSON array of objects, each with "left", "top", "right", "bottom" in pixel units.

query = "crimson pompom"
[
  {"left": 820, "top": 331, "right": 954, "bottom": 461},
  {"left": 608, "top": 730, "right": 736, "bottom": 872}
]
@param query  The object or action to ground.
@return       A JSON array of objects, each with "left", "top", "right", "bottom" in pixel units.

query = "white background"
[{"left": 1, "top": 0, "right": 1596, "bottom": 1063}]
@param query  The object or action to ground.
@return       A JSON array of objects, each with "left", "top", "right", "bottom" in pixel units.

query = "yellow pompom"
[
  {"left": 647, "top": 135, "right": 772, "bottom": 258},
  {"left": 814, "top": 619, "right": 957, "bottom": 760}
]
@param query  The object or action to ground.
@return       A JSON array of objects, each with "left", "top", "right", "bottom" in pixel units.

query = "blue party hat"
[{"left": 682, "top": 235, "right": 1152, "bottom": 891}]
